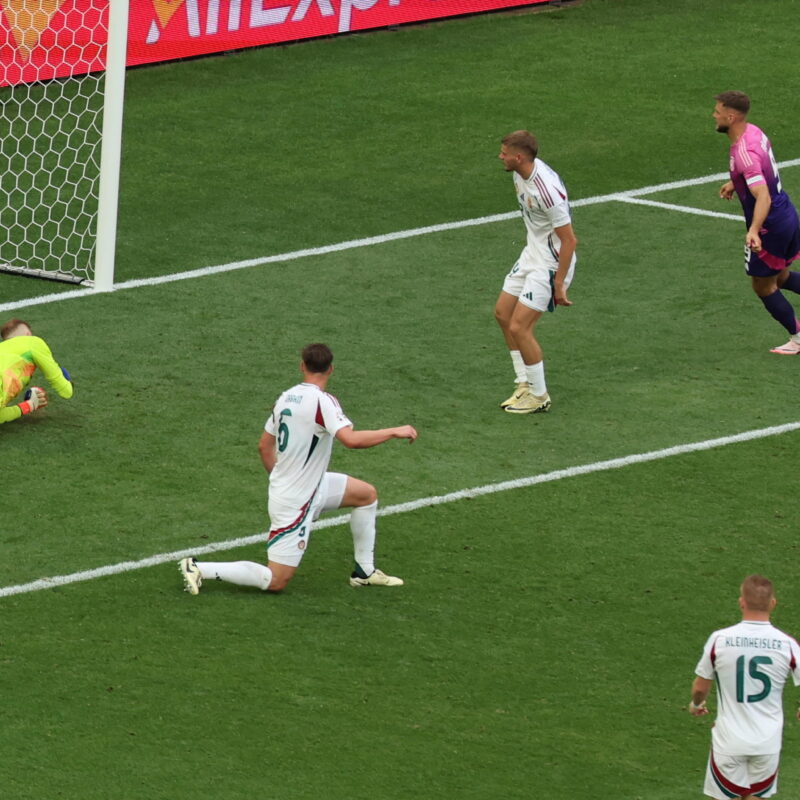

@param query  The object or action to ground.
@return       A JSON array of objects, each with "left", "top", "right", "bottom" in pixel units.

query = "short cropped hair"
[
  {"left": 501, "top": 130, "right": 539, "bottom": 160},
  {"left": 302, "top": 342, "right": 333, "bottom": 373},
  {"left": 0, "top": 318, "right": 31, "bottom": 340},
  {"left": 715, "top": 91, "right": 750, "bottom": 115},
  {"left": 741, "top": 574, "right": 774, "bottom": 612}
]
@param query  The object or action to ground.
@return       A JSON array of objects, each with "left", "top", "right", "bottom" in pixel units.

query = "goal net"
[{"left": 0, "top": 0, "right": 126, "bottom": 288}]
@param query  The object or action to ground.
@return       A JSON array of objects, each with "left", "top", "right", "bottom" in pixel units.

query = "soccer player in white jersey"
[
  {"left": 494, "top": 130, "right": 578, "bottom": 414},
  {"left": 689, "top": 575, "right": 800, "bottom": 799},
  {"left": 179, "top": 343, "right": 417, "bottom": 595}
]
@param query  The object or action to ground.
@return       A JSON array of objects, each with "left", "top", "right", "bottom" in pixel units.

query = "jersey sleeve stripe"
[
  {"left": 737, "top": 138, "right": 753, "bottom": 167},
  {"left": 534, "top": 175, "right": 554, "bottom": 208},
  {"left": 547, "top": 233, "right": 559, "bottom": 261}
]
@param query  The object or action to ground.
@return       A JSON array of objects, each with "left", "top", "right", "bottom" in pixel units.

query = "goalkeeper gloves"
[
  {"left": 21, "top": 386, "right": 48, "bottom": 414},
  {"left": 61, "top": 366, "right": 71, "bottom": 382}
]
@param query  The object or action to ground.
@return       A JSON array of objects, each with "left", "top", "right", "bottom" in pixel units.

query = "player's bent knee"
[
  {"left": 267, "top": 575, "right": 291, "bottom": 592},
  {"left": 354, "top": 483, "right": 377, "bottom": 506},
  {"left": 266, "top": 562, "right": 296, "bottom": 592},
  {"left": 494, "top": 296, "right": 517, "bottom": 327},
  {"left": 751, "top": 276, "right": 779, "bottom": 297},
  {"left": 508, "top": 318, "right": 530, "bottom": 340},
  {"left": 341, "top": 477, "right": 377, "bottom": 507}
]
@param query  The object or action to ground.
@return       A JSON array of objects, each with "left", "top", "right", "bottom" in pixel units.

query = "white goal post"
[{"left": 0, "top": 0, "right": 128, "bottom": 289}]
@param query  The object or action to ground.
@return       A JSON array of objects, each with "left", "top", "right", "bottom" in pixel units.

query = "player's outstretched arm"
[
  {"left": 336, "top": 425, "right": 417, "bottom": 450},
  {"left": 0, "top": 387, "right": 48, "bottom": 424},
  {"left": 0, "top": 407, "right": 20, "bottom": 423},
  {"left": 31, "top": 338, "right": 73, "bottom": 399}
]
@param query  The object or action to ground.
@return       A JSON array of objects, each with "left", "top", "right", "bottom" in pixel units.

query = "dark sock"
[
  {"left": 781, "top": 271, "right": 800, "bottom": 294},
  {"left": 760, "top": 290, "right": 799, "bottom": 334}
]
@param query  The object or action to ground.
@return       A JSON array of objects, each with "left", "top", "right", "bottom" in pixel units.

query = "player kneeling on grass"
[
  {"left": 0, "top": 317, "right": 74, "bottom": 425},
  {"left": 179, "top": 343, "right": 417, "bottom": 595}
]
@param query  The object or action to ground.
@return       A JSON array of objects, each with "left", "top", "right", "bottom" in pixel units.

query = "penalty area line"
[
  {"left": 2, "top": 419, "right": 800, "bottom": 600},
  {"left": 4, "top": 158, "right": 800, "bottom": 314},
  {"left": 615, "top": 196, "right": 743, "bottom": 221}
]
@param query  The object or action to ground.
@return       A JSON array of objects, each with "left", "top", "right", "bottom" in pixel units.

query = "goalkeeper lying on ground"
[{"left": 0, "top": 318, "right": 73, "bottom": 424}]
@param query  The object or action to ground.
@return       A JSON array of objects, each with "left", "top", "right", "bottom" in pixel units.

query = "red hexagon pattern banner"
[{"left": 0, "top": 0, "right": 555, "bottom": 86}]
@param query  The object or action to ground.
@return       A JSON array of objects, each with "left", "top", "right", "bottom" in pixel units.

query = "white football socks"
[
  {"left": 196, "top": 560, "right": 272, "bottom": 591},
  {"left": 509, "top": 350, "right": 527, "bottom": 384},
  {"left": 350, "top": 500, "right": 377, "bottom": 576},
  {"left": 524, "top": 361, "right": 547, "bottom": 397}
]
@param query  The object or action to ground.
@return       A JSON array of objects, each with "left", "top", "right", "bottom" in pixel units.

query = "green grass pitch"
[{"left": 3, "top": 0, "right": 800, "bottom": 798}]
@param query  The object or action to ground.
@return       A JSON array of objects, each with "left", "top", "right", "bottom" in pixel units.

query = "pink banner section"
[
  {"left": 128, "top": 0, "right": 553, "bottom": 65},
  {"left": 0, "top": 0, "right": 554, "bottom": 85}
]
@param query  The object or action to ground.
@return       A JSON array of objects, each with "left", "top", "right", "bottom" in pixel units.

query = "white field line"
[
  {"left": 6, "top": 159, "right": 800, "bottom": 315},
  {"left": 615, "top": 196, "right": 743, "bottom": 221},
  {"left": 3, "top": 419, "right": 799, "bottom": 600}
]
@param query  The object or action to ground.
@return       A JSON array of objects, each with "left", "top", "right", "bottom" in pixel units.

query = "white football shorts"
[
  {"left": 502, "top": 247, "right": 575, "bottom": 312},
  {"left": 705, "top": 751, "right": 780, "bottom": 799},
  {"left": 266, "top": 472, "right": 348, "bottom": 567}
]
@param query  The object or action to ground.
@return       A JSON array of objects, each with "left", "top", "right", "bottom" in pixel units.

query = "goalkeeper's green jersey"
[{"left": 0, "top": 335, "right": 73, "bottom": 423}]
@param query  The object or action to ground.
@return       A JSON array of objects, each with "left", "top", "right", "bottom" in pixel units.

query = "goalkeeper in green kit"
[{"left": 0, "top": 318, "right": 73, "bottom": 424}]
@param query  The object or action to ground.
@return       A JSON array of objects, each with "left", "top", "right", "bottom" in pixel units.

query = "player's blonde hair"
[
  {"left": 741, "top": 574, "right": 775, "bottom": 612},
  {"left": 0, "top": 318, "right": 31, "bottom": 340},
  {"left": 501, "top": 130, "right": 539, "bottom": 160}
]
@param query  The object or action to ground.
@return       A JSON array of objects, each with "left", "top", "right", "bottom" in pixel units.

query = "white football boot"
[
  {"left": 179, "top": 557, "right": 202, "bottom": 595},
  {"left": 349, "top": 569, "right": 404, "bottom": 587}
]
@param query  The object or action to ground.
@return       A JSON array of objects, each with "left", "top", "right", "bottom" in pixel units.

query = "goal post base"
[{"left": 0, "top": 264, "right": 94, "bottom": 287}]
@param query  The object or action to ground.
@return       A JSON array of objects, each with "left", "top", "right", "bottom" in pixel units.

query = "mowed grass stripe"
[{"left": 3, "top": 419, "right": 799, "bottom": 600}]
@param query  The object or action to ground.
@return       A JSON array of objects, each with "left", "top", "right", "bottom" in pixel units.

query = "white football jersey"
[
  {"left": 695, "top": 619, "right": 800, "bottom": 755},
  {"left": 264, "top": 382, "right": 352, "bottom": 508},
  {"left": 512, "top": 158, "right": 574, "bottom": 269}
]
